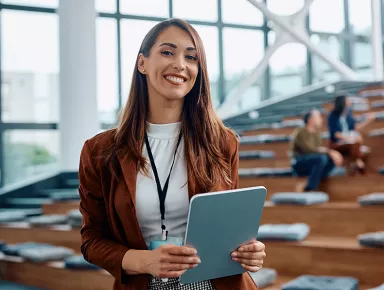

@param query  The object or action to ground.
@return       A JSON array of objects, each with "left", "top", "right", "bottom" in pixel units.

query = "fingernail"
[
  {"left": 232, "top": 258, "right": 239, "bottom": 262},
  {"left": 232, "top": 252, "right": 238, "bottom": 257},
  {"left": 193, "top": 264, "right": 198, "bottom": 268},
  {"left": 197, "top": 259, "right": 201, "bottom": 263},
  {"left": 239, "top": 248, "right": 244, "bottom": 252}
]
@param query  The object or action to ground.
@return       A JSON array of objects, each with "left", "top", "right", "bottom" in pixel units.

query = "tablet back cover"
[{"left": 180, "top": 186, "right": 267, "bottom": 285}]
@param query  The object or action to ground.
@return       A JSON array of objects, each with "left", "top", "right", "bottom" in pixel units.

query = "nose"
[{"left": 172, "top": 54, "right": 186, "bottom": 71}]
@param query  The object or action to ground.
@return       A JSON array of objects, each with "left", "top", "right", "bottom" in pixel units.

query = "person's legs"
[
  {"left": 293, "top": 154, "right": 329, "bottom": 191},
  {"left": 321, "top": 155, "right": 335, "bottom": 179}
]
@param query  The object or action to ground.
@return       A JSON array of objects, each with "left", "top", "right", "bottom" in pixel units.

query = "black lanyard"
[{"left": 144, "top": 130, "right": 183, "bottom": 236}]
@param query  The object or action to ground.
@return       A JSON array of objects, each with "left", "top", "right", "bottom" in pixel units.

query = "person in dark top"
[
  {"left": 290, "top": 109, "right": 343, "bottom": 192},
  {"left": 327, "top": 94, "right": 375, "bottom": 174}
]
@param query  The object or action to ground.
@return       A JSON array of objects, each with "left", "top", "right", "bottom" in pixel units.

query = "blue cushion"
[
  {"left": 329, "top": 167, "right": 347, "bottom": 177},
  {"left": 358, "top": 232, "right": 384, "bottom": 248},
  {"left": 358, "top": 193, "right": 384, "bottom": 206},
  {"left": 257, "top": 223, "right": 310, "bottom": 241},
  {"left": 240, "top": 134, "right": 290, "bottom": 145},
  {"left": 239, "top": 150, "right": 275, "bottom": 160},
  {"left": 281, "top": 275, "right": 359, "bottom": 290},
  {"left": 371, "top": 101, "right": 384, "bottom": 108},
  {"left": 379, "top": 167, "right": 384, "bottom": 175},
  {"left": 67, "top": 210, "right": 82, "bottom": 228},
  {"left": 239, "top": 168, "right": 293, "bottom": 178},
  {"left": 271, "top": 192, "right": 329, "bottom": 205},
  {"left": 0, "top": 240, "right": 6, "bottom": 251},
  {"left": 368, "top": 284, "right": 384, "bottom": 290},
  {"left": 281, "top": 119, "right": 304, "bottom": 128},
  {"left": 64, "top": 255, "right": 99, "bottom": 270},
  {"left": 375, "top": 111, "right": 384, "bottom": 120},
  {"left": 0, "top": 281, "right": 47, "bottom": 290},
  {"left": 19, "top": 246, "right": 75, "bottom": 262},
  {"left": 27, "top": 215, "right": 68, "bottom": 227},
  {"left": 0, "top": 211, "right": 26, "bottom": 223},
  {"left": 49, "top": 190, "right": 80, "bottom": 201},
  {"left": 370, "top": 129, "right": 384, "bottom": 137},
  {"left": 249, "top": 268, "right": 277, "bottom": 288},
  {"left": 2, "top": 242, "right": 53, "bottom": 256}
]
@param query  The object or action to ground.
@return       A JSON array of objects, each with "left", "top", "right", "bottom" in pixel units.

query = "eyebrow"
[{"left": 159, "top": 42, "right": 196, "bottom": 51}]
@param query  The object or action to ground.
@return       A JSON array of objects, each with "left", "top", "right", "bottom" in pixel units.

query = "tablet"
[{"left": 180, "top": 186, "right": 267, "bottom": 285}]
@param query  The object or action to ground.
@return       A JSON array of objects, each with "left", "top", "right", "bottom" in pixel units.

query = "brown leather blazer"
[{"left": 78, "top": 129, "right": 259, "bottom": 290}]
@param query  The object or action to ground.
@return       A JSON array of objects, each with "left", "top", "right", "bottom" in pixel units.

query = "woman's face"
[{"left": 138, "top": 26, "right": 199, "bottom": 102}]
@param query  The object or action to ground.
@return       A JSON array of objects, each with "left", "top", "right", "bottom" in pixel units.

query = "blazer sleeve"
[
  {"left": 230, "top": 135, "right": 240, "bottom": 190},
  {"left": 78, "top": 140, "right": 131, "bottom": 284},
  {"left": 327, "top": 113, "right": 339, "bottom": 142}
]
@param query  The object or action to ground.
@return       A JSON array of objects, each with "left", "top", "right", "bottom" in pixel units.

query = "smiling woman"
[{"left": 78, "top": 18, "right": 265, "bottom": 290}]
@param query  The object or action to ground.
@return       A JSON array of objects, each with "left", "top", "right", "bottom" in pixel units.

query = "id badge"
[{"left": 149, "top": 235, "right": 183, "bottom": 250}]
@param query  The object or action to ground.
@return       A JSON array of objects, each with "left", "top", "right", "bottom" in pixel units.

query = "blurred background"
[{"left": 0, "top": 0, "right": 383, "bottom": 289}]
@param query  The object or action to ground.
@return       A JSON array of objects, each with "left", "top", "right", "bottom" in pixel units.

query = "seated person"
[
  {"left": 328, "top": 94, "right": 375, "bottom": 174},
  {"left": 290, "top": 109, "right": 343, "bottom": 192}
]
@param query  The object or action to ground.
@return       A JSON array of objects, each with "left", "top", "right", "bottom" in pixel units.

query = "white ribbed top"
[{"left": 136, "top": 122, "right": 189, "bottom": 247}]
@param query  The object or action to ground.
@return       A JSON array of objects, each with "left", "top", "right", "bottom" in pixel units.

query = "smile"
[{"left": 164, "top": 74, "right": 187, "bottom": 85}]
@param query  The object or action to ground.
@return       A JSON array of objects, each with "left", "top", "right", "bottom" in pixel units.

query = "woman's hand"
[
  {"left": 231, "top": 240, "right": 266, "bottom": 272},
  {"left": 142, "top": 244, "right": 201, "bottom": 278}
]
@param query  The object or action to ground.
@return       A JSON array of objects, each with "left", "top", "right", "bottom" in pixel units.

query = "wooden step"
[
  {"left": 263, "top": 236, "right": 384, "bottom": 285},
  {"left": 0, "top": 223, "right": 80, "bottom": 252},
  {"left": 42, "top": 201, "right": 79, "bottom": 215},
  {"left": 0, "top": 254, "right": 113, "bottom": 290},
  {"left": 240, "top": 174, "right": 384, "bottom": 202},
  {"left": 240, "top": 159, "right": 290, "bottom": 168},
  {"left": 262, "top": 275, "right": 374, "bottom": 290},
  {"left": 262, "top": 202, "right": 384, "bottom": 238}
]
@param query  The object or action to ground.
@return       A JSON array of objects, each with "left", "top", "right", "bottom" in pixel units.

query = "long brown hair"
[{"left": 107, "top": 18, "right": 236, "bottom": 192}]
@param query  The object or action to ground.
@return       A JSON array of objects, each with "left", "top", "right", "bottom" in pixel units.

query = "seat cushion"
[
  {"left": 0, "top": 240, "right": 6, "bottom": 251},
  {"left": 281, "top": 275, "right": 359, "bottom": 290},
  {"left": 257, "top": 223, "right": 310, "bottom": 241},
  {"left": 239, "top": 168, "right": 293, "bottom": 178},
  {"left": 358, "top": 193, "right": 384, "bottom": 206},
  {"left": 369, "top": 128, "right": 384, "bottom": 137},
  {"left": 271, "top": 192, "right": 329, "bottom": 205},
  {"left": 249, "top": 268, "right": 277, "bottom": 288},
  {"left": 19, "top": 246, "right": 75, "bottom": 262},
  {"left": 67, "top": 210, "right": 82, "bottom": 228},
  {"left": 0, "top": 211, "right": 26, "bottom": 223},
  {"left": 371, "top": 100, "right": 384, "bottom": 108},
  {"left": 239, "top": 151, "right": 275, "bottom": 160},
  {"left": 358, "top": 232, "right": 384, "bottom": 248},
  {"left": 27, "top": 215, "right": 68, "bottom": 227},
  {"left": 2, "top": 242, "right": 53, "bottom": 256},
  {"left": 64, "top": 255, "right": 100, "bottom": 270},
  {"left": 375, "top": 111, "right": 384, "bottom": 120},
  {"left": 368, "top": 284, "right": 384, "bottom": 290},
  {"left": 0, "top": 281, "right": 47, "bottom": 290},
  {"left": 240, "top": 134, "right": 290, "bottom": 145},
  {"left": 379, "top": 167, "right": 384, "bottom": 175},
  {"left": 281, "top": 119, "right": 304, "bottom": 128},
  {"left": 49, "top": 190, "right": 80, "bottom": 201},
  {"left": 329, "top": 167, "right": 347, "bottom": 177}
]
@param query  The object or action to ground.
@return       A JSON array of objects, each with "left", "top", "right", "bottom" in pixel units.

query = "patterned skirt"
[{"left": 148, "top": 276, "right": 215, "bottom": 290}]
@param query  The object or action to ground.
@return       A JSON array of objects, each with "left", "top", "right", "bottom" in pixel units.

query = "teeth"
[{"left": 165, "top": 76, "right": 184, "bottom": 83}]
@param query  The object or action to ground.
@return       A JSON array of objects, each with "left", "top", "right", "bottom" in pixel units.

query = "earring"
[{"left": 141, "top": 69, "right": 145, "bottom": 73}]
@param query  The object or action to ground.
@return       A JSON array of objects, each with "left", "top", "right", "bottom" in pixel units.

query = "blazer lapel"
[{"left": 116, "top": 149, "right": 147, "bottom": 249}]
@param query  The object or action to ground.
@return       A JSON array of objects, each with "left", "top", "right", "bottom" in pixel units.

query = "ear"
[{"left": 137, "top": 53, "right": 146, "bottom": 74}]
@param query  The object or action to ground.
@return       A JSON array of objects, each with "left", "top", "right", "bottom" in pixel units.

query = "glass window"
[
  {"left": 1, "top": 10, "right": 59, "bottom": 123},
  {"left": 223, "top": 28, "right": 264, "bottom": 111},
  {"left": 3, "top": 130, "right": 60, "bottom": 186},
  {"left": 349, "top": 0, "right": 371, "bottom": 37},
  {"left": 221, "top": 0, "right": 263, "bottom": 26},
  {"left": 193, "top": 25, "right": 220, "bottom": 107},
  {"left": 96, "top": 0, "right": 117, "bottom": 13},
  {"left": 1, "top": 0, "right": 57, "bottom": 7},
  {"left": 311, "top": 34, "right": 345, "bottom": 83},
  {"left": 120, "top": 0, "right": 169, "bottom": 18},
  {"left": 353, "top": 42, "right": 373, "bottom": 79},
  {"left": 120, "top": 19, "right": 159, "bottom": 103},
  {"left": 173, "top": 0, "right": 217, "bottom": 22},
  {"left": 267, "top": 0, "right": 304, "bottom": 16},
  {"left": 310, "top": 0, "right": 344, "bottom": 33},
  {"left": 96, "top": 18, "right": 119, "bottom": 124},
  {"left": 269, "top": 42, "right": 307, "bottom": 97}
]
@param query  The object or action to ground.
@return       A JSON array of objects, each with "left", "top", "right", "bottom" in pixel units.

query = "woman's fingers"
[
  {"left": 232, "top": 257, "right": 263, "bottom": 267},
  {"left": 241, "top": 264, "right": 262, "bottom": 272},
  {"left": 232, "top": 251, "right": 266, "bottom": 260},
  {"left": 163, "top": 262, "right": 198, "bottom": 271},
  {"left": 238, "top": 241, "right": 265, "bottom": 252}
]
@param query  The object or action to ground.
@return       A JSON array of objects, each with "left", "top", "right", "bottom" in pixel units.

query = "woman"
[
  {"left": 78, "top": 19, "right": 265, "bottom": 290},
  {"left": 328, "top": 94, "right": 375, "bottom": 174}
]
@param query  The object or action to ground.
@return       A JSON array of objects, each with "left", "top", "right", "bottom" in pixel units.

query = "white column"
[
  {"left": 371, "top": 0, "right": 384, "bottom": 80},
  {"left": 58, "top": 0, "right": 99, "bottom": 172}
]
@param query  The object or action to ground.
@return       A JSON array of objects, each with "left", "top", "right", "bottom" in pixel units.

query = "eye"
[
  {"left": 161, "top": 50, "right": 173, "bottom": 56},
  {"left": 186, "top": 55, "right": 197, "bottom": 61}
]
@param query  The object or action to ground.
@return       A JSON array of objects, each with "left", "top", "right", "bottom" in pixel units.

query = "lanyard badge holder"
[{"left": 145, "top": 131, "right": 184, "bottom": 282}]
